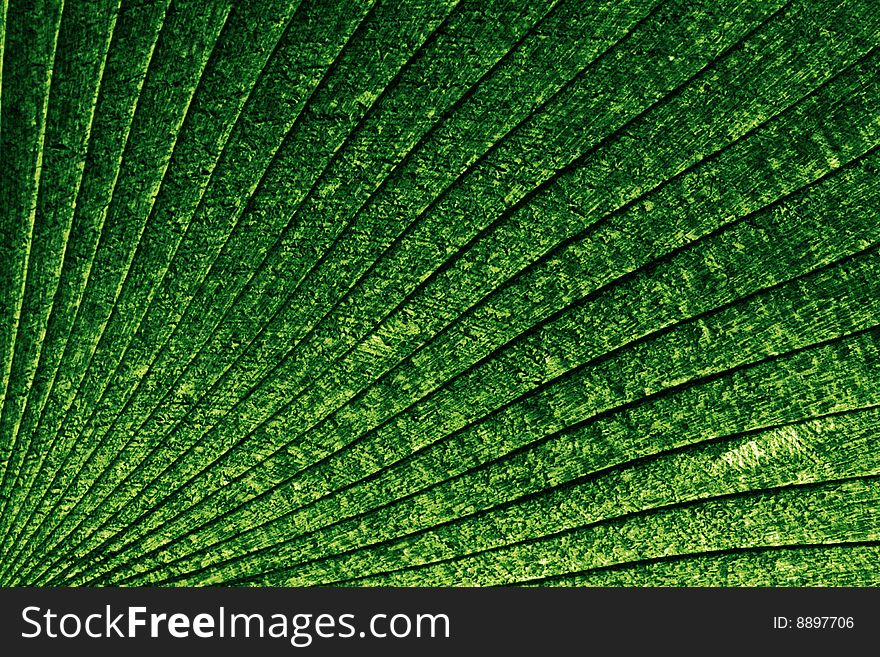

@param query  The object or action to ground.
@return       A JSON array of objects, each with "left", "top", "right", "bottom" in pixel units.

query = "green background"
[{"left": 0, "top": 0, "right": 878, "bottom": 586}]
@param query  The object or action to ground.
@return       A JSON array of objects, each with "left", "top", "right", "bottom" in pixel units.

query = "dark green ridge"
[
  {"left": 46, "top": 0, "right": 872, "bottom": 580},
  {"left": 0, "top": 0, "right": 121, "bottom": 558},
  {"left": 87, "top": 147, "right": 880, "bottom": 584},
  {"left": 524, "top": 544, "right": 880, "bottom": 587},
  {"left": 43, "top": 0, "right": 787, "bottom": 574},
  {"left": 0, "top": 0, "right": 6, "bottom": 155},
  {"left": 85, "top": 47, "right": 880, "bottom": 582},
  {"left": 1, "top": 1, "right": 877, "bottom": 586},
  {"left": 0, "top": 0, "right": 64, "bottom": 500},
  {"left": 0, "top": 0, "right": 173, "bottom": 586},
  {"left": 340, "top": 475, "right": 880, "bottom": 586},
  {"left": 0, "top": 0, "right": 303, "bottom": 573},
  {"left": 6, "top": 0, "right": 378, "bottom": 579},
  {"left": 21, "top": 0, "right": 465, "bottom": 571}
]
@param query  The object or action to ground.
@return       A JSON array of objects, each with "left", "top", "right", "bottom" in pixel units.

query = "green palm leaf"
[{"left": 0, "top": 0, "right": 877, "bottom": 586}]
